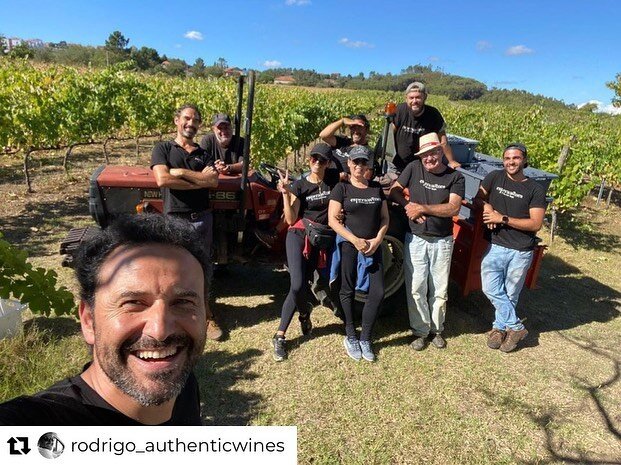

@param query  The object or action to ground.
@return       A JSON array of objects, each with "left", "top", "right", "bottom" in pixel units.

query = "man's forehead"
[{"left": 407, "top": 90, "right": 425, "bottom": 97}]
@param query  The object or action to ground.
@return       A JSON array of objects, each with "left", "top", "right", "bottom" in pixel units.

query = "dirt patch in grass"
[{"left": 1, "top": 143, "right": 619, "bottom": 464}]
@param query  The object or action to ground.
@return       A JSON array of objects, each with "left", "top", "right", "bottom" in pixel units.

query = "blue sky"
[{"left": 1, "top": 0, "right": 619, "bottom": 111}]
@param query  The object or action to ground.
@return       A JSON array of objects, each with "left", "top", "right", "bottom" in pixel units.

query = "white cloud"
[
  {"left": 505, "top": 45, "right": 534, "bottom": 56},
  {"left": 263, "top": 60, "right": 282, "bottom": 68},
  {"left": 578, "top": 100, "right": 621, "bottom": 115},
  {"left": 174, "top": 44, "right": 182, "bottom": 49},
  {"left": 476, "top": 40, "right": 492, "bottom": 51},
  {"left": 338, "top": 37, "right": 374, "bottom": 49},
  {"left": 285, "top": 0, "right": 310, "bottom": 5},
  {"left": 184, "top": 31, "right": 204, "bottom": 41},
  {"left": 428, "top": 56, "right": 440, "bottom": 62}
]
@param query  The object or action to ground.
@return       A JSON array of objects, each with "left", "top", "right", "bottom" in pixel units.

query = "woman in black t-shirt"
[
  {"left": 271, "top": 143, "right": 339, "bottom": 362},
  {"left": 328, "top": 145, "right": 389, "bottom": 362}
]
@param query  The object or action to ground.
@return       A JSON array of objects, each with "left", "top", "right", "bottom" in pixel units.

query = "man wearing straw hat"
[{"left": 389, "top": 133, "right": 464, "bottom": 351}]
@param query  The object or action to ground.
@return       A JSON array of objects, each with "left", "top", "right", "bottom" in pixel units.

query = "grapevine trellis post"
[
  {"left": 550, "top": 135, "right": 576, "bottom": 243},
  {"left": 23, "top": 147, "right": 33, "bottom": 193}
]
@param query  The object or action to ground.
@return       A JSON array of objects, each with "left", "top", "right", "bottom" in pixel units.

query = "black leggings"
[
  {"left": 278, "top": 230, "right": 318, "bottom": 333},
  {"left": 339, "top": 241, "right": 384, "bottom": 341}
]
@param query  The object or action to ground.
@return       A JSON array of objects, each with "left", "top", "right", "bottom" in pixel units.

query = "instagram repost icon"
[{"left": 38, "top": 433, "right": 64, "bottom": 459}]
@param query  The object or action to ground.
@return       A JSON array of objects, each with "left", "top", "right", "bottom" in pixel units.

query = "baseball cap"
[
  {"left": 405, "top": 82, "right": 427, "bottom": 94},
  {"left": 212, "top": 113, "right": 231, "bottom": 126},
  {"left": 348, "top": 145, "right": 372, "bottom": 161},
  {"left": 309, "top": 142, "right": 332, "bottom": 161}
]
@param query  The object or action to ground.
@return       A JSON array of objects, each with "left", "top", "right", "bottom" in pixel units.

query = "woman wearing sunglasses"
[
  {"left": 271, "top": 143, "right": 340, "bottom": 361},
  {"left": 328, "top": 145, "right": 389, "bottom": 362}
]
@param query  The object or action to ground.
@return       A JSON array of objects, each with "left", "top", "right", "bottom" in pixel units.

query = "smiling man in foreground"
[{"left": 0, "top": 214, "right": 210, "bottom": 425}]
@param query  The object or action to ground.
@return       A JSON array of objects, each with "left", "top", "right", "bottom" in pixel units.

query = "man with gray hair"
[{"left": 393, "top": 82, "right": 459, "bottom": 172}]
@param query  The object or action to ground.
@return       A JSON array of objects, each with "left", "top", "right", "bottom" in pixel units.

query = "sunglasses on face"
[
  {"left": 351, "top": 158, "right": 368, "bottom": 166},
  {"left": 310, "top": 156, "right": 328, "bottom": 164}
]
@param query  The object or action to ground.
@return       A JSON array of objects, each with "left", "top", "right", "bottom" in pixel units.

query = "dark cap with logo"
[
  {"left": 212, "top": 113, "right": 231, "bottom": 126},
  {"left": 348, "top": 145, "right": 372, "bottom": 161}
]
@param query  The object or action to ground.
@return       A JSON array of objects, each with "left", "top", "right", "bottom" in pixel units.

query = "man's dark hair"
[
  {"left": 75, "top": 214, "right": 211, "bottom": 306},
  {"left": 349, "top": 114, "right": 370, "bottom": 129},
  {"left": 175, "top": 103, "right": 202, "bottom": 123}
]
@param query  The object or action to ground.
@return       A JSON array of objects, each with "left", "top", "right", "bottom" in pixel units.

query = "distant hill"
[{"left": 4, "top": 33, "right": 573, "bottom": 110}]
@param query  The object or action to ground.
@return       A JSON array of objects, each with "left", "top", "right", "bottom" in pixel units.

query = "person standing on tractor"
[
  {"left": 389, "top": 133, "right": 465, "bottom": 351},
  {"left": 271, "top": 143, "right": 340, "bottom": 361},
  {"left": 476, "top": 143, "right": 546, "bottom": 353},
  {"left": 150, "top": 104, "right": 224, "bottom": 341},
  {"left": 328, "top": 145, "right": 389, "bottom": 362},
  {"left": 319, "top": 114, "right": 375, "bottom": 178},
  {"left": 199, "top": 113, "right": 245, "bottom": 175},
  {"left": 393, "top": 82, "right": 460, "bottom": 172}
]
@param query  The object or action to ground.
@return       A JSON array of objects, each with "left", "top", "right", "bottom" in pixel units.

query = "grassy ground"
[{"left": 1, "top": 142, "right": 619, "bottom": 464}]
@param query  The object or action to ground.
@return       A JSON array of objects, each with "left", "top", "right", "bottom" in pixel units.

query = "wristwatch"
[{"left": 502, "top": 215, "right": 509, "bottom": 225}]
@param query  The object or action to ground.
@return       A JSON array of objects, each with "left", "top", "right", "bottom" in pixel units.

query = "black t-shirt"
[
  {"left": 0, "top": 371, "right": 202, "bottom": 426},
  {"left": 199, "top": 132, "right": 245, "bottom": 165},
  {"left": 330, "top": 135, "right": 374, "bottom": 174},
  {"left": 397, "top": 159, "right": 465, "bottom": 237},
  {"left": 330, "top": 181, "right": 385, "bottom": 239},
  {"left": 150, "top": 141, "right": 213, "bottom": 214},
  {"left": 481, "top": 169, "right": 547, "bottom": 251},
  {"left": 291, "top": 171, "right": 340, "bottom": 225},
  {"left": 394, "top": 103, "right": 446, "bottom": 172}
]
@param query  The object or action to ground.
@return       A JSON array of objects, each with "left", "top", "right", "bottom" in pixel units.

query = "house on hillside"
[
  {"left": 224, "top": 67, "right": 243, "bottom": 77},
  {"left": 274, "top": 75, "right": 295, "bottom": 85}
]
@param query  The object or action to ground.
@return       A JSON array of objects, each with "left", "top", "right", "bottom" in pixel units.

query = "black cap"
[
  {"left": 212, "top": 113, "right": 231, "bottom": 126},
  {"left": 504, "top": 143, "right": 527, "bottom": 158},
  {"left": 348, "top": 145, "right": 372, "bottom": 161},
  {"left": 309, "top": 142, "right": 332, "bottom": 161},
  {"left": 349, "top": 114, "right": 370, "bottom": 129}
]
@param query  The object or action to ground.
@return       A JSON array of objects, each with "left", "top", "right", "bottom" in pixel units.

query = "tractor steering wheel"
[{"left": 258, "top": 163, "right": 282, "bottom": 187}]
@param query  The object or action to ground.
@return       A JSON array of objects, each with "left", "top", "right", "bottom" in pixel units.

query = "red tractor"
[{"left": 60, "top": 73, "right": 556, "bottom": 314}]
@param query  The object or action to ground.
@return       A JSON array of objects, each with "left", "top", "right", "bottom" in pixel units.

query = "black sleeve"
[
  {"left": 291, "top": 179, "right": 305, "bottom": 198},
  {"left": 396, "top": 162, "right": 413, "bottom": 188},
  {"left": 330, "top": 182, "right": 346, "bottom": 204},
  {"left": 451, "top": 172, "right": 466, "bottom": 198},
  {"left": 529, "top": 182, "right": 548, "bottom": 209},
  {"left": 150, "top": 141, "right": 170, "bottom": 169},
  {"left": 480, "top": 169, "right": 500, "bottom": 195}
]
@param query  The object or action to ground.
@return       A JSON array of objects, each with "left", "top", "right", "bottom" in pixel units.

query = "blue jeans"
[
  {"left": 404, "top": 233, "right": 454, "bottom": 337},
  {"left": 481, "top": 243, "right": 533, "bottom": 331}
]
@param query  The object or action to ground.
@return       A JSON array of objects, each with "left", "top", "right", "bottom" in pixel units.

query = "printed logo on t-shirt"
[
  {"left": 495, "top": 186, "right": 524, "bottom": 199},
  {"left": 306, "top": 191, "right": 331, "bottom": 202},
  {"left": 401, "top": 126, "right": 425, "bottom": 135},
  {"left": 419, "top": 179, "right": 446, "bottom": 191},
  {"left": 350, "top": 197, "right": 381, "bottom": 204}
]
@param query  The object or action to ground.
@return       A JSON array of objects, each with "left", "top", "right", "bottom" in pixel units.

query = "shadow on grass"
[
  {"left": 1, "top": 194, "right": 90, "bottom": 256},
  {"left": 480, "top": 334, "right": 620, "bottom": 464},
  {"left": 450, "top": 254, "right": 620, "bottom": 347},
  {"left": 23, "top": 316, "right": 81, "bottom": 342},
  {"left": 556, "top": 206, "right": 621, "bottom": 253},
  {"left": 195, "top": 348, "right": 264, "bottom": 426}
]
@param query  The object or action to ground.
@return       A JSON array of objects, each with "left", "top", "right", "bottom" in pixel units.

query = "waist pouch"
[{"left": 302, "top": 218, "right": 335, "bottom": 250}]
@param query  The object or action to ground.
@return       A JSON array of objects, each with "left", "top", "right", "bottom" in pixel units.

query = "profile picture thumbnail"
[{"left": 38, "top": 432, "right": 65, "bottom": 459}]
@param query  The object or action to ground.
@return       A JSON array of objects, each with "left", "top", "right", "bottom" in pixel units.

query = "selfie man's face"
[{"left": 80, "top": 243, "right": 207, "bottom": 406}]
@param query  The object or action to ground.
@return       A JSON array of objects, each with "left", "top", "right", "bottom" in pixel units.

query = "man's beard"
[{"left": 95, "top": 333, "right": 204, "bottom": 406}]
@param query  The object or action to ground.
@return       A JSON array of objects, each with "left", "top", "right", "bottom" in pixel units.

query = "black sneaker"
[
  {"left": 272, "top": 335, "right": 287, "bottom": 361},
  {"left": 299, "top": 313, "right": 312, "bottom": 336}
]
